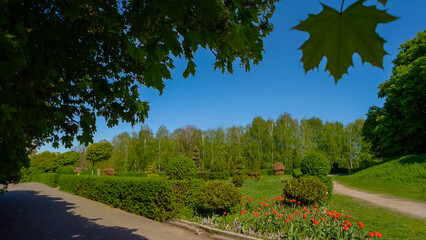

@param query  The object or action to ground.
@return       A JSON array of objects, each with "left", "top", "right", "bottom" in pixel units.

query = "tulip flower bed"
[{"left": 195, "top": 195, "right": 383, "bottom": 239}]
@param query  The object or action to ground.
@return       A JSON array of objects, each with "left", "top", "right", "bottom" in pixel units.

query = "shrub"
[
  {"left": 31, "top": 173, "right": 60, "bottom": 187},
  {"left": 293, "top": 157, "right": 303, "bottom": 169},
  {"left": 247, "top": 170, "right": 261, "bottom": 180},
  {"left": 272, "top": 162, "right": 285, "bottom": 175},
  {"left": 283, "top": 176, "right": 327, "bottom": 204},
  {"left": 102, "top": 168, "right": 115, "bottom": 176},
  {"left": 115, "top": 172, "right": 147, "bottom": 177},
  {"left": 198, "top": 180, "right": 241, "bottom": 213},
  {"left": 55, "top": 166, "right": 75, "bottom": 175},
  {"left": 167, "top": 155, "right": 197, "bottom": 180},
  {"left": 232, "top": 159, "right": 246, "bottom": 187},
  {"left": 58, "top": 175, "right": 202, "bottom": 221},
  {"left": 147, "top": 163, "right": 159, "bottom": 178},
  {"left": 300, "top": 152, "right": 331, "bottom": 177},
  {"left": 292, "top": 168, "right": 303, "bottom": 178},
  {"left": 319, "top": 175, "right": 333, "bottom": 200}
]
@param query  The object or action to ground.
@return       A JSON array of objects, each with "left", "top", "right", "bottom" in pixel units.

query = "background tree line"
[{"left": 86, "top": 114, "right": 374, "bottom": 172}]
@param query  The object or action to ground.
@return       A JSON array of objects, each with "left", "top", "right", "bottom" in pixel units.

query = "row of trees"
[{"left": 98, "top": 114, "right": 372, "bottom": 172}]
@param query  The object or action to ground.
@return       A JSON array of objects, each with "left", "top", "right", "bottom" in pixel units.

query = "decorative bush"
[
  {"left": 247, "top": 170, "right": 261, "bottom": 180},
  {"left": 147, "top": 163, "right": 159, "bottom": 178},
  {"left": 167, "top": 155, "right": 197, "bottom": 180},
  {"left": 293, "top": 157, "right": 303, "bottom": 169},
  {"left": 283, "top": 176, "right": 327, "bottom": 204},
  {"left": 58, "top": 175, "right": 202, "bottom": 221},
  {"left": 300, "top": 152, "right": 331, "bottom": 177},
  {"left": 102, "top": 168, "right": 115, "bottom": 176},
  {"left": 30, "top": 173, "right": 60, "bottom": 187},
  {"left": 232, "top": 160, "right": 246, "bottom": 187},
  {"left": 198, "top": 180, "right": 241, "bottom": 213},
  {"left": 55, "top": 166, "right": 75, "bottom": 175},
  {"left": 292, "top": 168, "right": 303, "bottom": 178},
  {"left": 319, "top": 175, "right": 333, "bottom": 199},
  {"left": 272, "top": 162, "right": 285, "bottom": 175}
]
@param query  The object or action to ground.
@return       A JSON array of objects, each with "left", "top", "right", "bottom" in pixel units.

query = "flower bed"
[{"left": 196, "top": 195, "right": 383, "bottom": 239}]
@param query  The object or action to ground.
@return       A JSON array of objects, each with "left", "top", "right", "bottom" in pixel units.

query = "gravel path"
[
  {"left": 333, "top": 181, "right": 426, "bottom": 219},
  {"left": 0, "top": 182, "right": 209, "bottom": 240}
]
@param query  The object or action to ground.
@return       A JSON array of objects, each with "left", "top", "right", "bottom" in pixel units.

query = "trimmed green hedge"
[
  {"left": 196, "top": 171, "right": 230, "bottom": 181},
  {"left": 115, "top": 172, "right": 167, "bottom": 177},
  {"left": 29, "top": 173, "right": 60, "bottom": 187},
  {"left": 58, "top": 175, "right": 202, "bottom": 221}
]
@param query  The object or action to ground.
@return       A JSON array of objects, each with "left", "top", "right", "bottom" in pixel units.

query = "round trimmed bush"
[
  {"left": 284, "top": 176, "right": 327, "bottom": 204},
  {"left": 55, "top": 166, "right": 75, "bottom": 174},
  {"left": 167, "top": 155, "right": 197, "bottom": 180},
  {"left": 199, "top": 180, "right": 241, "bottom": 212},
  {"left": 300, "top": 152, "right": 331, "bottom": 177}
]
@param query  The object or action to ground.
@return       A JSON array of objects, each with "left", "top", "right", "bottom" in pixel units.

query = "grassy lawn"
[
  {"left": 334, "top": 154, "right": 426, "bottom": 202},
  {"left": 239, "top": 174, "right": 426, "bottom": 239},
  {"left": 329, "top": 195, "right": 426, "bottom": 240},
  {"left": 241, "top": 175, "right": 290, "bottom": 203}
]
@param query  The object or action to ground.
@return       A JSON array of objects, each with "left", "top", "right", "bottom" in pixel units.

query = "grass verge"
[{"left": 335, "top": 154, "right": 426, "bottom": 201}]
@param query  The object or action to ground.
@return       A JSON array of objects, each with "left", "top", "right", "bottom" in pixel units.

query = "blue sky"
[{"left": 39, "top": 0, "right": 426, "bottom": 153}]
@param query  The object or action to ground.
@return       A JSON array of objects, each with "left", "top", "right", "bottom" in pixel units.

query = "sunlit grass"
[{"left": 335, "top": 154, "right": 426, "bottom": 201}]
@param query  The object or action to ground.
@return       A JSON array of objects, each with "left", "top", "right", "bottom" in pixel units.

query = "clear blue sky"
[{"left": 39, "top": 0, "right": 426, "bottom": 153}]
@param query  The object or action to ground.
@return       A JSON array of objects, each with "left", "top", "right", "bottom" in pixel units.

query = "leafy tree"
[
  {"left": 0, "top": 0, "right": 398, "bottom": 188},
  {"left": 363, "top": 31, "right": 426, "bottom": 157},
  {"left": 85, "top": 142, "right": 113, "bottom": 175},
  {"left": 57, "top": 151, "right": 79, "bottom": 166},
  {"left": 28, "top": 151, "right": 59, "bottom": 174}
]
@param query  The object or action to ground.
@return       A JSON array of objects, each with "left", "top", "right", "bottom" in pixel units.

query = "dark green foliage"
[
  {"left": 292, "top": 168, "right": 303, "bottom": 178},
  {"left": 167, "top": 156, "right": 197, "bottom": 180},
  {"left": 363, "top": 31, "right": 426, "bottom": 157},
  {"left": 115, "top": 172, "right": 147, "bottom": 177},
  {"left": 57, "top": 151, "right": 79, "bottom": 166},
  {"left": 284, "top": 176, "right": 327, "bottom": 204},
  {"left": 192, "top": 146, "right": 200, "bottom": 171},
  {"left": 55, "top": 166, "right": 75, "bottom": 175},
  {"left": 198, "top": 180, "right": 241, "bottom": 213},
  {"left": 0, "top": 0, "right": 278, "bottom": 188},
  {"left": 227, "top": 158, "right": 235, "bottom": 176},
  {"left": 211, "top": 160, "right": 227, "bottom": 173},
  {"left": 196, "top": 172, "right": 230, "bottom": 181},
  {"left": 147, "top": 163, "right": 159, "bottom": 178},
  {"left": 300, "top": 152, "right": 331, "bottom": 177},
  {"left": 57, "top": 175, "right": 202, "bottom": 221},
  {"left": 293, "top": 158, "right": 303, "bottom": 169}
]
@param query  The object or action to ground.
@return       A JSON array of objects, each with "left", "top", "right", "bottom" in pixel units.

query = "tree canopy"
[
  {"left": 0, "top": 0, "right": 397, "bottom": 187},
  {"left": 85, "top": 142, "right": 113, "bottom": 174},
  {"left": 362, "top": 30, "right": 426, "bottom": 157}
]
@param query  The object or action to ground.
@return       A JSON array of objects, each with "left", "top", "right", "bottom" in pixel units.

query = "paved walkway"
[
  {"left": 333, "top": 181, "right": 426, "bottom": 219},
  {"left": 0, "top": 182, "right": 209, "bottom": 240}
]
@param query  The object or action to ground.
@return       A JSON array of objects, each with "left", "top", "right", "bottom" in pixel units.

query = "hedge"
[
  {"left": 29, "top": 173, "right": 60, "bottom": 187},
  {"left": 260, "top": 169, "right": 292, "bottom": 176},
  {"left": 58, "top": 175, "right": 202, "bottom": 221},
  {"left": 115, "top": 172, "right": 167, "bottom": 177},
  {"left": 196, "top": 171, "right": 230, "bottom": 181}
]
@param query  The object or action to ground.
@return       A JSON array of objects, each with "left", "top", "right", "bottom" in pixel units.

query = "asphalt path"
[{"left": 0, "top": 182, "right": 209, "bottom": 240}]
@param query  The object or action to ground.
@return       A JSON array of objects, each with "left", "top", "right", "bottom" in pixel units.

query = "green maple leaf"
[{"left": 293, "top": 1, "right": 398, "bottom": 82}]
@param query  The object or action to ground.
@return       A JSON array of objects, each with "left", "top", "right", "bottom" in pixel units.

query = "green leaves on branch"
[{"left": 293, "top": 0, "right": 398, "bottom": 82}]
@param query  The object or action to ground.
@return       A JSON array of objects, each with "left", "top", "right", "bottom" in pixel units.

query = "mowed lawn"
[{"left": 240, "top": 173, "right": 426, "bottom": 239}]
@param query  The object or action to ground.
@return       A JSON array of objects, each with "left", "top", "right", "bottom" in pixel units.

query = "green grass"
[
  {"left": 329, "top": 195, "right": 426, "bottom": 240},
  {"left": 241, "top": 175, "right": 290, "bottom": 203},
  {"left": 335, "top": 154, "right": 426, "bottom": 201}
]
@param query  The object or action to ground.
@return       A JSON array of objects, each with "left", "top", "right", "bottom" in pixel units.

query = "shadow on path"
[{"left": 0, "top": 190, "right": 147, "bottom": 240}]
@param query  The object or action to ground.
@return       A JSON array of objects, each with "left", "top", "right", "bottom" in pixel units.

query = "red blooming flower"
[
  {"left": 264, "top": 212, "right": 268, "bottom": 216},
  {"left": 289, "top": 215, "right": 293, "bottom": 219},
  {"left": 327, "top": 213, "right": 332, "bottom": 217},
  {"left": 374, "top": 232, "right": 382, "bottom": 237},
  {"left": 278, "top": 215, "right": 282, "bottom": 218},
  {"left": 314, "top": 204, "right": 318, "bottom": 207},
  {"left": 320, "top": 217, "right": 325, "bottom": 221},
  {"left": 369, "top": 232, "right": 374, "bottom": 237},
  {"left": 242, "top": 203, "right": 245, "bottom": 205},
  {"left": 303, "top": 214, "right": 308, "bottom": 218},
  {"left": 258, "top": 208, "right": 261, "bottom": 211},
  {"left": 295, "top": 210, "right": 299, "bottom": 214},
  {"left": 256, "top": 213, "right": 260, "bottom": 217},
  {"left": 357, "top": 222, "right": 364, "bottom": 228},
  {"left": 285, "top": 219, "right": 289, "bottom": 223},
  {"left": 250, "top": 198, "right": 253, "bottom": 202},
  {"left": 346, "top": 214, "right": 350, "bottom": 218},
  {"left": 264, "top": 204, "right": 269, "bottom": 207},
  {"left": 314, "top": 221, "right": 319, "bottom": 225},
  {"left": 297, "top": 201, "right": 301, "bottom": 205},
  {"left": 223, "top": 212, "right": 226, "bottom": 215}
]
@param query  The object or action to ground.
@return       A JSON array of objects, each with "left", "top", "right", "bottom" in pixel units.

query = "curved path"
[
  {"left": 333, "top": 181, "right": 426, "bottom": 219},
  {"left": 0, "top": 182, "right": 209, "bottom": 240}
]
